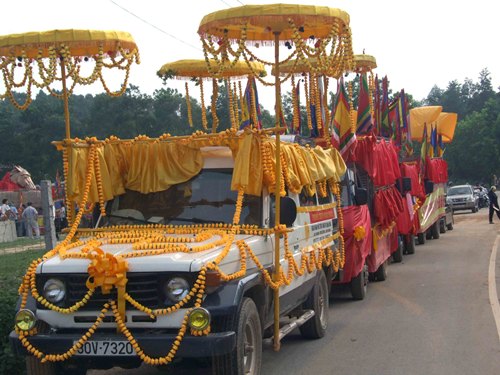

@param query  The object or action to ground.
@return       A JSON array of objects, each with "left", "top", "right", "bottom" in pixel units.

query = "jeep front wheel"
[
  {"left": 213, "top": 297, "right": 262, "bottom": 375},
  {"left": 300, "top": 270, "right": 328, "bottom": 339}
]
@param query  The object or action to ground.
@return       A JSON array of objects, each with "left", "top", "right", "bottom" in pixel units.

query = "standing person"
[
  {"left": 488, "top": 186, "right": 500, "bottom": 224},
  {"left": 22, "top": 202, "right": 40, "bottom": 239},
  {"left": 1, "top": 198, "right": 11, "bottom": 220}
]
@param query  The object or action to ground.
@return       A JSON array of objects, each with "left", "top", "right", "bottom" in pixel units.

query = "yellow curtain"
[{"left": 231, "top": 133, "right": 263, "bottom": 196}]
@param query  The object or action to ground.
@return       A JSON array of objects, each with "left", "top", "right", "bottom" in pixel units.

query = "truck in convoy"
[
  {"left": 334, "top": 135, "right": 404, "bottom": 299},
  {"left": 10, "top": 130, "right": 347, "bottom": 375}
]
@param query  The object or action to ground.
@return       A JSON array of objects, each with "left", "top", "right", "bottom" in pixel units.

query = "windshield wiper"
[{"left": 165, "top": 217, "right": 226, "bottom": 225}]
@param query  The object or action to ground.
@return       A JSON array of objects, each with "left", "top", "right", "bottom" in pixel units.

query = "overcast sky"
[{"left": 1, "top": 0, "right": 499, "bottom": 110}]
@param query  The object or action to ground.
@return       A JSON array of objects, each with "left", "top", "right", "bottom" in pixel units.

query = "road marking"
[{"left": 488, "top": 235, "right": 500, "bottom": 342}]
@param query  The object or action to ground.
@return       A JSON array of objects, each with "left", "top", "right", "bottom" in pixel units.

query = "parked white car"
[{"left": 446, "top": 185, "right": 479, "bottom": 213}]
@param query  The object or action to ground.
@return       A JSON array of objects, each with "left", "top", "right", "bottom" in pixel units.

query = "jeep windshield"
[
  {"left": 97, "top": 169, "right": 262, "bottom": 227},
  {"left": 447, "top": 186, "right": 472, "bottom": 196}
]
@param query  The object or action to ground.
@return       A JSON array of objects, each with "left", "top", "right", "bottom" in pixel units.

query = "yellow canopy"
[
  {"left": 437, "top": 112, "right": 457, "bottom": 143},
  {"left": 157, "top": 59, "right": 266, "bottom": 79},
  {"left": 409, "top": 106, "right": 443, "bottom": 141},
  {"left": 0, "top": 29, "right": 137, "bottom": 58},
  {"left": 352, "top": 54, "right": 377, "bottom": 73},
  {"left": 198, "top": 4, "right": 351, "bottom": 41}
]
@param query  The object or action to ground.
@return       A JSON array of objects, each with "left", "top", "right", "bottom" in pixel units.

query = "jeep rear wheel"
[
  {"left": 300, "top": 271, "right": 328, "bottom": 339},
  {"left": 417, "top": 233, "right": 426, "bottom": 245},
  {"left": 213, "top": 297, "right": 262, "bottom": 375},
  {"left": 404, "top": 234, "right": 415, "bottom": 254},
  {"left": 431, "top": 221, "right": 440, "bottom": 239},
  {"left": 350, "top": 264, "right": 368, "bottom": 300},
  {"left": 392, "top": 236, "right": 403, "bottom": 263}
]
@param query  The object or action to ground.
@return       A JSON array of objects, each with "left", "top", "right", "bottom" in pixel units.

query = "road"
[{"left": 91, "top": 209, "right": 500, "bottom": 375}]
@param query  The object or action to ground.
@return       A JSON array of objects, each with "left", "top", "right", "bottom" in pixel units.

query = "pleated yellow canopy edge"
[{"left": 0, "top": 29, "right": 138, "bottom": 58}]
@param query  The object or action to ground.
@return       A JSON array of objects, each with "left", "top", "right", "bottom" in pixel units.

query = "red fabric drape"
[
  {"left": 425, "top": 158, "right": 448, "bottom": 183},
  {"left": 340, "top": 204, "right": 372, "bottom": 282}
]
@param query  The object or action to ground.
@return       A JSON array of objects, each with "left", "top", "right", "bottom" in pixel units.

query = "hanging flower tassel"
[{"left": 185, "top": 82, "right": 193, "bottom": 127}]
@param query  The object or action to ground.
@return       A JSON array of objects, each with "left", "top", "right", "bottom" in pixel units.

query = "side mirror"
[
  {"left": 424, "top": 180, "right": 434, "bottom": 195},
  {"left": 279, "top": 197, "right": 297, "bottom": 227},
  {"left": 354, "top": 187, "right": 368, "bottom": 206}
]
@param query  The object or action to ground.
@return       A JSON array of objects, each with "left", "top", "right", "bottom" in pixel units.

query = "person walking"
[
  {"left": 488, "top": 186, "right": 500, "bottom": 224},
  {"left": 22, "top": 201, "right": 40, "bottom": 239}
]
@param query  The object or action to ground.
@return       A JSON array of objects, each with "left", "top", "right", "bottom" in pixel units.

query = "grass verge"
[{"left": 0, "top": 249, "right": 46, "bottom": 375}]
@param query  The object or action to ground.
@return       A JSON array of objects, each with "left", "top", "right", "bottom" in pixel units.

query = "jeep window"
[
  {"left": 299, "top": 189, "right": 317, "bottom": 206},
  {"left": 317, "top": 184, "right": 332, "bottom": 205},
  {"left": 98, "top": 169, "right": 262, "bottom": 227}
]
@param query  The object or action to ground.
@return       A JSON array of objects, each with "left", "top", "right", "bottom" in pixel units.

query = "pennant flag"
[
  {"left": 438, "top": 133, "right": 445, "bottom": 157},
  {"left": 420, "top": 125, "right": 428, "bottom": 168},
  {"left": 379, "top": 76, "right": 391, "bottom": 137},
  {"left": 331, "top": 77, "right": 355, "bottom": 155},
  {"left": 293, "top": 82, "right": 301, "bottom": 134},
  {"left": 240, "top": 77, "right": 262, "bottom": 130},
  {"left": 373, "top": 75, "right": 380, "bottom": 135},
  {"left": 356, "top": 73, "right": 373, "bottom": 135}
]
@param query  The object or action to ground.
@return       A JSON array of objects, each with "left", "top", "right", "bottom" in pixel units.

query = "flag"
[
  {"left": 438, "top": 133, "right": 445, "bottom": 157},
  {"left": 373, "top": 75, "right": 380, "bottom": 135},
  {"left": 421, "top": 125, "right": 428, "bottom": 168},
  {"left": 239, "top": 77, "right": 261, "bottom": 130},
  {"left": 293, "top": 82, "right": 301, "bottom": 134},
  {"left": 356, "top": 73, "right": 373, "bottom": 135},
  {"left": 331, "top": 77, "right": 355, "bottom": 156},
  {"left": 379, "top": 76, "right": 391, "bottom": 137},
  {"left": 430, "top": 124, "right": 438, "bottom": 157}
]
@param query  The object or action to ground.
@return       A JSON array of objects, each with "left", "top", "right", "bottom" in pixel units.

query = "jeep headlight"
[
  {"left": 164, "top": 277, "right": 189, "bottom": 302},
  {"left": 43, "top": 278, "right": 66, "bottom": 303}
]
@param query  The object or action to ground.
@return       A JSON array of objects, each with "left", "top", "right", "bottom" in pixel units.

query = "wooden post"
[
  {"left": 273, "top": 31, "right": 282, "bottom": 352},
  {"left": 41, "top": 180, "right": 57, "bottom": 250}
]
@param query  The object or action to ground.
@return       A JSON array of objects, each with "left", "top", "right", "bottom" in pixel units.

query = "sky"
[{"left": 1, "top": 0, "right": 499, "bottom": 110}]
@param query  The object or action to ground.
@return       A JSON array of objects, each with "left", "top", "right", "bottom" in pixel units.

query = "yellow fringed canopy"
[
  {"left": 158, "top": 59, "right": 266, "bottom": 80},
  {"left": 198, "top": 3, "right": 351, "bottom": 41},
  {"left": 0, "top": 29, "right": 138, "bottom": 58},
  {"left": 59, "top": 131, "right": 347, "bottom": 204},
  {"left": 352, "top": 54, "right": 377, "bottom": 73}
]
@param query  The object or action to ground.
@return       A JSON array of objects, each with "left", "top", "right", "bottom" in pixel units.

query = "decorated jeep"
[{"left": 10, "top": 129, "right": 347, "bottom": 375}]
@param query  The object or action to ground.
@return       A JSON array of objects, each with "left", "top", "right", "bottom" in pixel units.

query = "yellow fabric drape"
[
  {"left": 231, "top": 133, "right": 263, "bottom": 196},
  {"left": 66, "top": 132, "right": 348, "bottom": 204},
  {"left": 68, "top": 142, "right": 202, "bottom": 203}
]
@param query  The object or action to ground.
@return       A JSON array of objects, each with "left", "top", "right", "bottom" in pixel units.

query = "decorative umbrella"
[
  {"left": 158, "top": 59, "right": 266, "bottom": 132},
  {"left": 198, "top": 3, "right": 354, "bottom": 350},
  {"left": 0, "top": 29, "right": 140, "bottom": 139},
  {"left": 409, "top": 106, "right": 443, "bottom": 141}
]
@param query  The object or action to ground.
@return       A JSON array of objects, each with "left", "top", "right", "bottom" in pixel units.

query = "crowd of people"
[{"left": 0, "top": 199, "right": 67, "bottom": 240}]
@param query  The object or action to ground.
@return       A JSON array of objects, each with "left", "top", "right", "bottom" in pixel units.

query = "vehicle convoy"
[{"left": 10, "top": 130, "right": 347, "bottom": 375}]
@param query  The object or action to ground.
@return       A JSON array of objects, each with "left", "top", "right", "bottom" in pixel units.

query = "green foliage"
[{"left": 0, "top": 249, "right": 46, "bottom": 375}]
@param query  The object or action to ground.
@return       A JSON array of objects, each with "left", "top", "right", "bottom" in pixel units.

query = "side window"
[
  {"left": 317, "top": 183, "right": 332, "bottom": 205},
  {"left": 299, "top": 188, "right": 317, "bottom": 206}
]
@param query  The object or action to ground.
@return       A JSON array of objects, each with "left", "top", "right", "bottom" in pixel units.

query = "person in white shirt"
[
  {"left": 1, "top": 198, "right": 11, "bottom": 220},
  {"left": 22, "top": 202, "right": 40, "bottom": 239}
]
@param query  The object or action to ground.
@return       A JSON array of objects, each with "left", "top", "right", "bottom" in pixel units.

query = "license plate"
[{"left": 74, "top": 340, "right": 136, "bottom": 356}]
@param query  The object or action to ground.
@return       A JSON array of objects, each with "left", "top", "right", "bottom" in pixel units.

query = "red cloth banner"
[
  {"left": 425, "top": 158, "right": 448, "bottom": 183},
  {"left": 340, "top": 204, "right": 372, "bottom": 282}
]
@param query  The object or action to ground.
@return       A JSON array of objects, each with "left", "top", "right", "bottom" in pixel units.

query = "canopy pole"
[{"left": 273, "top": 31, "right": 282, "bottom": 352}]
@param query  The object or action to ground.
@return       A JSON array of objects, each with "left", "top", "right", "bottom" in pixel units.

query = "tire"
[
  {"left": 425, "top": 230, "right": 432, "bottom": 240},
  {"left": 300, "top": 271, "right": 328, "bottom": 339},
  {"left": 350, "top": 265, "right": 368, "bottom": 300},
  {"left": 404, "top": 234, "right": 415, "bottom": 255},
  {"left": 431, "top": 221, "right": 440, "bottom": 239},
  {"left": 439, "top": 219, "right": 447, "bottom": 234},
  {"left": 371, "top": 261, "right": 387, "bottom": 282},
  {"left": 213, "top": 298, "right": 262, "bottom": 375},
  {"left": 26, "top": 357, "right": 57, "bottom": 375},
  {"left": 392, "top": 236, "right": 403, "bottom": 263},
  {"left": 417, "top": 232, "right": 426, "bottom": 245},
  {"left": 446, "top": 220, "right": 454, "bottom": 231}
]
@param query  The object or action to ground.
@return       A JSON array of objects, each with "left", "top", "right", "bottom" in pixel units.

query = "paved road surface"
[{"left": 90, "top": 209, "right": 500, "bottom": 375}]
